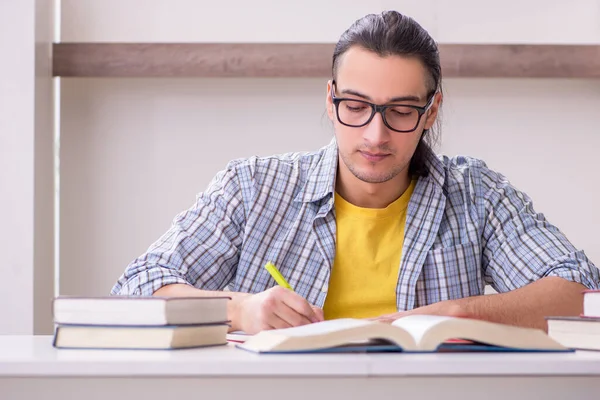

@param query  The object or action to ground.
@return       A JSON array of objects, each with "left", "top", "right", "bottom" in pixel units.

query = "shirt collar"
[
  {"left": 294, "top": 138, "right": 338, "bottom": 203},
  {"left": 420, "top": 144, "right": 446, "bottom": 190}
]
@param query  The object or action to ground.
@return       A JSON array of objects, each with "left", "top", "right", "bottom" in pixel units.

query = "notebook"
[
  {"left": 226, "top": 331, "right": 251, "bottom": 343},
  {"left": 237, "top": 315, "right": 568, "bottom": 353},
  {"left": 52, "top": 295, "right": 230, "bottom": 326}
]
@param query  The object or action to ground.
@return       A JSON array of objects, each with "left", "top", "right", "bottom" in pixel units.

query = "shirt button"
[{"left": 321, "top": 284, "right": 328, "bottom": 293}]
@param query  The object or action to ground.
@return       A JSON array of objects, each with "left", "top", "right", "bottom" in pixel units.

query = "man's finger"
[
  {"left": 311, "top": 306, "right": 325, "bottom": 322},
  {"left": 264, "top": 309, "right": 294, "bottom": 330},
  {"left": 272, "top": 300, "right": 314, "bottom": 327},
  {"left": 279, "top": 290, "right": 321, "bottom": 323},
  {"left": 369, "top": 311, "right": 405, "bottom": 323}
]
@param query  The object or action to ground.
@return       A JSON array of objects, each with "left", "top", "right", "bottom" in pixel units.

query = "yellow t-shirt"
[{"left": 323, "top": 180, "right": 416, "bottom": 320}]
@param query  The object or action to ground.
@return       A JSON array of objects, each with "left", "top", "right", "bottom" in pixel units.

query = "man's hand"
[
  {"left": 234, "top": 286, "right": 324, "bottom": 334},
  {"left": 153, "top": 283, "right": 323, "bottom": 334},
  {"left": 370, "top": 277, "right": 588, "bottom": 331},
  {"left": 371, "top": 300, "right": 468, "bottom": 324}
]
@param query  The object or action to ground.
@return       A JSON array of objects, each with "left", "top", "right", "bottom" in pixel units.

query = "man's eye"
[{"left": 345, "top": 104, "right": 368, "bottom": 112}]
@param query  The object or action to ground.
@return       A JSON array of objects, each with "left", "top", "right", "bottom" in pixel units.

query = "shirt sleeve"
[
  {"left": 479, "top": 167, "right": 600, "bottom": 292},
  {"left": 110, "top": 163, "right": 247, "bottom": 296}
]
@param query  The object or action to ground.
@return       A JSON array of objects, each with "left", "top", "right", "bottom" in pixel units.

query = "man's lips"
[{"left": 359, "top": 151, "right": 391, "bottom": 162}]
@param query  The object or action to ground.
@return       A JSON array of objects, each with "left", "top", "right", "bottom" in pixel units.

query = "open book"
[{"left": 238, "top": 315, "right": 568, "bottom": 353}]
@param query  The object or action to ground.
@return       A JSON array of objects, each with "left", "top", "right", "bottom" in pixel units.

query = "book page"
[
  {"left": 272, "top": 319, "right": 374, "bottom": 337},
  {"left": 238, "top": 319, "right": 419, "bottom": 352},
  {"left": 391, "top": 315, "right": 455, "bottom": 345}
]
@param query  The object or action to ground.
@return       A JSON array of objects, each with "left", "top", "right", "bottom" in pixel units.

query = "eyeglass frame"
[{"left": 330, "top": 80, "right": 437, "bottom": 133}]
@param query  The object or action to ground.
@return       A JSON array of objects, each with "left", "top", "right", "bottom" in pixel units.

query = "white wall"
[
  {"left": 441, "top": 78, "right": 600, "bottom": 260},
  {"left": 0, "top": 0, "right": 54, "bottom": 334},
  {"left": 58, "top": 1, "right": 600, "bottom": 297},
  {"left": 59, "top": 78, "right": 331, "bottom": 295},
  {"left": 61, "top": 0, "right": 600, "bottom": 44}
]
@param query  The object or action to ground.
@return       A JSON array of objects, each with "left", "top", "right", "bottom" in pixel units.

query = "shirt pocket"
[{"left": 416, "top": 242, "right": 483, "bottom": 305}]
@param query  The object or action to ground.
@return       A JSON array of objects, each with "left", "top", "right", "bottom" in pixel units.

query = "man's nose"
[{"left": 362, "top": 111, "right": 390, "bottom": 146}]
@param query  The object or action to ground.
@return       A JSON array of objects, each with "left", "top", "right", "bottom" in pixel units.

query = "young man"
[{"left": 111, "top": 11, "right": 599, "bottom": 334}]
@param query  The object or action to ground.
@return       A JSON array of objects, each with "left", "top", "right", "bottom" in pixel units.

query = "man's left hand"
[{"left": 370, "top": 299, "right": 469, "bottom": 324}]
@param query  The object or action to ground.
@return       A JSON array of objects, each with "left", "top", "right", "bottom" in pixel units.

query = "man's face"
[{"left": 326, "top": 46, "right": 440, "bottom": 185}]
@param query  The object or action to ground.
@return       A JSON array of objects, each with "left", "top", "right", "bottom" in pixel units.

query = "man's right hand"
[
  {"left": 235, "top": 286, "right": 324, "bottom": 334},
  {"left": 152, "top": 283, "right": 324, "bottom": 335}
]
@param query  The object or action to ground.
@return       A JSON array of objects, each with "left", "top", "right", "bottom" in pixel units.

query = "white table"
[{"left": 1, "top": 336, "right": 600, "bottom": 400}]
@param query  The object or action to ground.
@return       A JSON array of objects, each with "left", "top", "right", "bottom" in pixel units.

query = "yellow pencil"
[{"left": 264, "top": 262, "right": 294, "bottom": 291}]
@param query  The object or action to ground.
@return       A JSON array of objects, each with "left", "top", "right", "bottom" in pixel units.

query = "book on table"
[
  {"left": 546, "top": 316, "right": 600, "bottom": 351},
  {"left": 52, "top": 295, "right": 231, "bottom": 350},
  {"left": 53, "top": 323, "right": 230, "bottom": 350},
  {"left": 237, "top": 315, "right": 568, "bottom": 353},
  {"left": 583, "top": 289, "right": 600, "bottom": 317},
  {"left": 546, "top": 289, "right": 600, "bottom": 351},
  {"left": 52, "top": 295, "right": 230, "bottom": 326}
]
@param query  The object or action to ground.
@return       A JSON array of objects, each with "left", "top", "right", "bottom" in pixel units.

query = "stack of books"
[
  {"left": 52, "top": 296, "right": 230, "bottom": 350},
  {"left": 547, "top": 289, "right": 600, "bottom": 351}
]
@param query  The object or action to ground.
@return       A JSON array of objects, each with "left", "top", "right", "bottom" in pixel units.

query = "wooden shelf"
[{"left": 52, "top": 43, "right": 600, "bottom": 78}]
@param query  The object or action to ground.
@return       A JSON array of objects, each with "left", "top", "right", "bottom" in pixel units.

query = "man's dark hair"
[{"left": 332, "top": 11, "right": 442, "bottom": 177}]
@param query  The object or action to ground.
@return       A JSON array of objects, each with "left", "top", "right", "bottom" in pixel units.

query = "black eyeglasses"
[{"left": 331, "top": 80, "right": 436, "bottom": 133}]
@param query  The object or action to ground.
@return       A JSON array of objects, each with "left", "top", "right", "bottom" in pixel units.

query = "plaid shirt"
[{"left": 111, "top": 140, "right": 600, "bottom": 310}]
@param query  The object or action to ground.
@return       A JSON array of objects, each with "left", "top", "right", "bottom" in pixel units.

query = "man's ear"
[
  {"left": 424, "top": 92, "right": 443, "bottom": 130},
  {"left": 326, "top": 80, "right": 335, "bottom": 121}
]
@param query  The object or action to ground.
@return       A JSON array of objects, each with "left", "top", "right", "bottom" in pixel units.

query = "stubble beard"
[{"left": 340, "top": 150, "right": 410, "bottom": 184}]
